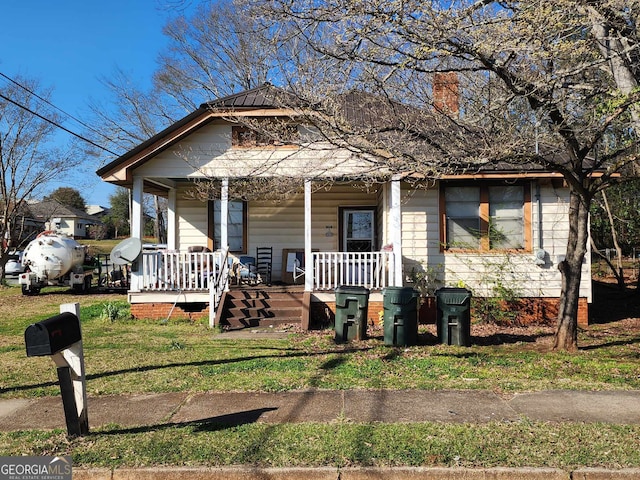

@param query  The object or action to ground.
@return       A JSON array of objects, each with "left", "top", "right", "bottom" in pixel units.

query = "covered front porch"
[{"left": 127, "top": 176, "right": 406, "bottom": 327}]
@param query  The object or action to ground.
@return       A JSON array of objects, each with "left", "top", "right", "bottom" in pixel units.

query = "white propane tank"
[{"left": 22, "top": 232, "right": 86, "bottom": 281}]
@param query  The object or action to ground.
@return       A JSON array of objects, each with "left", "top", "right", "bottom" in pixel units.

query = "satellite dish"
[{"left": 111, "top": 237, "right": 142, "bottom": 265}]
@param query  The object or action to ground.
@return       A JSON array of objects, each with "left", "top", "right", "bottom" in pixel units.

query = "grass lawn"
[
  {"left": 77, "top": 238, "right": 122, "bottom": 256},
  {"left": 0, "top": 283, "right": 639, "bottom": 468}
]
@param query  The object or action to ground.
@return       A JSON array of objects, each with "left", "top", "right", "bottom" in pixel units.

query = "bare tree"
[
  {"left": 0, "top": 76, "right": 81, "bottom": 276},
  {"left": 87, "top": 1, "right": 285, "bottom": 242},
  {"left": 246, "top": 0, "right": 640, "bottom": 350},
  {"left": 154, "top": 0, "right": 279, "bottom": 111},
  {"left": 88, "top": 68, "right": 174, "bottom": 157}
]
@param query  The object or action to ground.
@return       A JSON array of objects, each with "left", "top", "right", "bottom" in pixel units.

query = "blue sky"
[{"left": 0, "top": 1, "right": 182, "bottom": 206}]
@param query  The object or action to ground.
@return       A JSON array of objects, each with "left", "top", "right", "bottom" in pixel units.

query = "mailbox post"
[{"left": 24, "top": 303, "right": 88, "bottom": 436}]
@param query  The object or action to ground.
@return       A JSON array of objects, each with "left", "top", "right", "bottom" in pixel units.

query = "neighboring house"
[
  {"left": 97, "top": 83, "right": 592, "bottom": 328},
  {"left": 28, "top": 201, "right": 102, "bottom": 239}
]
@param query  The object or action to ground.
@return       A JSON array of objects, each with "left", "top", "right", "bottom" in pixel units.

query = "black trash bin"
[
  {"left": 383, "top": 287, "right": 420, "bottom": 346},
  {"left": 435, "top": 287, "right": 472, "bottom": 346},
  {"left": 334, "top": 285, "right": 370, "bottom": 342}
]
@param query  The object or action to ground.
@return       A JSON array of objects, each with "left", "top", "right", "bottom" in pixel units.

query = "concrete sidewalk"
[
  {"left": 2, "top": 390, "right": 640, "bottom": 480},
  {"left": 0, "top": 389, "right": 639, "bottom": 431}
]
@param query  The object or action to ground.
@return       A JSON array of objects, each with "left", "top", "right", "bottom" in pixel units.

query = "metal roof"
[{"left": 203, "top": 83, "right": 301, "bottom": 110}]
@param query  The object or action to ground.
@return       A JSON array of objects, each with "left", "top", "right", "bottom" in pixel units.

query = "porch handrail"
[
  {"left": 312, "top": 251, "right": 394, "bottom": 290},
  {"left": 209, "top": 247, "right": 229, "bottom": 327},
  {"left": 141, "top": 250, "right": 225, "bottom": 292}
]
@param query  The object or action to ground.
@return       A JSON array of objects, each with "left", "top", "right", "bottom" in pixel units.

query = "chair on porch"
[
  {"left": 256, "top": 247, "right": 272, "bottom": 285},
  {"left": 293, "top": 257, "right": 305, "bottom": 284},
  {"left": 237, "top": 255, "right": 259, "bottom": 285}
]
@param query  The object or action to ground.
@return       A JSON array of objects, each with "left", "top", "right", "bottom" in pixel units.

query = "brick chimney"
[{"left": 433, "top": 72, "right": 459, "bottom": 117}]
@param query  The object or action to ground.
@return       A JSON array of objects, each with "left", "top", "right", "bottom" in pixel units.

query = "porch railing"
[
  {"left": 140, "top": 249, "right": 393, "bottom": 293},
  {"left": 312, "top": 251, "right": 395, "bottom": 290},
  {"left": 141, "top": 250, "right": 227, "bottom": 292},
  {"left": 209, "top": 248, "right": 229, "bottom": 312},
  {"left": 209, "top": 248, "right": 229, "bottom": 327}
]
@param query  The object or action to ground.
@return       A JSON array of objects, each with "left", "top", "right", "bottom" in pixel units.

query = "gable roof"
[
  {"left": 96, "top": 84, "right": 297, "bottom": 182},
  {"left": 96, "top": 84, "right": 451, "bottom": 185},
  {"left": 98, "top": 84, "right": 600, "bottom": 188}
]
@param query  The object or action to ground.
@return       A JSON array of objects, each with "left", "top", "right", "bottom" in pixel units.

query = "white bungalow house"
[
  {"left": 28, "top": 200, "right": 103, "bottom": 239},
  {"left": 96, "top": 84, "right": 591, "bottom": 329}
]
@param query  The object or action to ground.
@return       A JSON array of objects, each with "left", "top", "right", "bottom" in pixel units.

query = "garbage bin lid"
[
  {"left": 383, "top": 287, "right": 419, "bottom": 294},
  {"left": 383, "top": 287, "right": 419, "bottom": 304},
  {"left": 436, "top": 287, "right": 472, "bottom": 305},
  {"left": 383, "top": 286, "right": 417, "bottom": 293}
]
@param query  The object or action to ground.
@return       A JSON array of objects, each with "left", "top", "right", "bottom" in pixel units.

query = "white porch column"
[
  {"left": 221, "top": 178, "right": 229, "bottom": 249},
  {"left": 130, "top": 176, "right": 144, "bottom": 291},
  {"left": 391, "top": 175, "right": 403, "bottom": 286},
  {"left": 304, "top": 179, "right": 313, "bottom": 291},
  {"left": 167, "top": 188, "right": 177, "bottom": 251}
]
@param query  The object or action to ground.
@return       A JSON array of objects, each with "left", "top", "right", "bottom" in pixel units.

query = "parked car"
[{"left": 5, "top": 251, "right": 24, "bottom": 275}]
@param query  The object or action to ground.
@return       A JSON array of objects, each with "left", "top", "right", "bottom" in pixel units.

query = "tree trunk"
[
  {"left": 601, "top": 190, "right": 624, "bottom": 288},
  {"left": 553, "top": 190, "right": 590, "bottom": 351},
  {"left": 587, "top": 6, "right": 640, "bottom": 136}
]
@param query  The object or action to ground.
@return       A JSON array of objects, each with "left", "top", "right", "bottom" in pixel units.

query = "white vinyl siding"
[
  {"left": 248, "top": 185, "right": 377, "bottom": 281},
  {"left": 134, "top": 122, "right": 365, "bottom": 180},
  {"left": 175, "top": 186, "right": 209, "bottom": 252},
  {"left": 399, "top": 185, "right": 443, "bottom": 288}
]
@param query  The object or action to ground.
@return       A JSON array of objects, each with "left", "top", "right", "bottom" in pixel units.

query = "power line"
[
  {"left": 0, "top": 71, "right": 116, "bottom": 146},
  {"left": 0, "top": 91, "right": 120, "bottom": 156},
  {"left": 0, "top": 72, "right": 122, "bottom": 154}
]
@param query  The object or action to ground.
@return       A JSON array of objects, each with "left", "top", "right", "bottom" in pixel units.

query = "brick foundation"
[
  {"left": 132, "top": 296, "right": 589, "bottom": 329},
  {"left": 130, "top": 302, "right": 210, "bottom": 322}
]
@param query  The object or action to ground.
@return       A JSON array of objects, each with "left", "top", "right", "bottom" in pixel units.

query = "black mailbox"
[{"left": 25, "top": 312, "right": 82, "bottom": 357}]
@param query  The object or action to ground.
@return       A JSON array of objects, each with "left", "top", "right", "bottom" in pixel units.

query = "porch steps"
[{"left": 216, "top": 287, "right": 305, "bottom": 330}]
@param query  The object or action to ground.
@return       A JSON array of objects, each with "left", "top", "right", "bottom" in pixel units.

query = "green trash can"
[
  {"left": 334, "top": 286, "right": 370, "bottom": 342},
  {"left": 383, "top": 287, "right": 420, "bottom": 346},
  {"left": 435, "top": 287, "right": 472, "bottom": 346}
]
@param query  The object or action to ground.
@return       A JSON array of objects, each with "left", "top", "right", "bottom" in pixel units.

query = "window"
[
  {"left": 445, "top": 186, "right": 481, "bottom": 249},
  {"left": 209, "top": 200, "right": 247, "bottom": 252},
  {"left": 442, "top": 183, "right": 530, "bottom": 251},
  {"left": 340, "top": 208, "right": 376, "bottom": 252},
  {"left": 489, "top": 186, "right": 525, "bottom": 249}
]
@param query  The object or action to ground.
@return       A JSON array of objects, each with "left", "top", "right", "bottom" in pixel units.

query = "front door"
[{"left": 342, "top": 208, "right": 376, "bottom": 252}]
